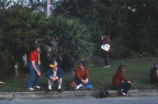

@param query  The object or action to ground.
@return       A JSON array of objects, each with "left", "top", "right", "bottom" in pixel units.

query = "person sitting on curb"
[
  {"left": 0, "top": 81, "right": 4, "bottom": 85},
  {"left": 112, "top": 65, "right": 132, "bottom": 96},
  {"left": 150, "top": 64, "right": 158, "bottom": 86},
  {"left": 46, "top": 60, "right": 64, "bottom": 93},
  {"left": 74, "top": 61, "right": 93, "bottom": 90}
]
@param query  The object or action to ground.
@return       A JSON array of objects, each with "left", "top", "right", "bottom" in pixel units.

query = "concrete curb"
[
  {"left": 0, "top": 90, "right": 158, "bottom": 99},
  {"left": 0, "top": 91, "right": 98, "bottom": 99},
  {"left": 108, "top": 90, "right": 158, "bottom": 97}
]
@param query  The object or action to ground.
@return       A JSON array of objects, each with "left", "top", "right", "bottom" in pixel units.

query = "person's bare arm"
[
  {"left": 0, "top": 81, "right": 4, "bottom": 84},
  {"left": 38, "top": 53, "right": 41, "bottom": 66},
  {"left": 82, "top": 78, "right": 88, "bottom": 84},
  {"left": 127, "top": 80, "right": 133, "bottom": 86},
  {"left": 31, "top": 61, "right": 41, "bottom": 76},
  {"left": 101, "top": 36, "right": 104, "bottom": 41},
  {"left": 81, "top": 79, "right": 86, "bottom": 84},
  {"left": 85, "top": 78, "right": 89, "bottom": 83}
]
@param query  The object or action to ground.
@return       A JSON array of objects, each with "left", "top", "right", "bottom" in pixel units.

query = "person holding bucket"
[{"left": 101, "top": 34, "right": 111, "bottom": 68}]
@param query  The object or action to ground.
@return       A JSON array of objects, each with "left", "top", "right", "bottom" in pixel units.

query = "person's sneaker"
[
  {"left": 120, "top": 92, "right": 127, "bottom": 96},
  {"left": 28, "top": 87, "right": 34, "bottom": 91},
  {"left": 48, "top": 88, "right": 52, "bottom": 91},
  {"left": 34, "top": 86, "right": 41, "bottom": 89},
  {"left": 75, "top": 84, "right": 83, "bottom": 90},
  {"left": 104, "top": 65, "right": 111, "bottom": 68},
  {"left": 48, "top": 86, "right": 52, "bottom": 91}
]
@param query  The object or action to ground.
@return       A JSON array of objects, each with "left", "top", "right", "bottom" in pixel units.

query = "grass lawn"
[
  {"left": 0, "top": 57, "right": 158, "bottom": 92},
  {"left": 89, "top": 57, "right": 158, "bottom": 90}
]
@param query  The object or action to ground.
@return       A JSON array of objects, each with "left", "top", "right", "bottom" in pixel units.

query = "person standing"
[
  {"left": 27, "top": 44, "right": 41, "bottom": 91},
  {"left": 46, "top": 61, "right": 63, "bottom": 92},
  {"left": 112, "top": 65, "right": 132, "bottom": 96},
  {"left": 101, "top": 34, "right": 111, "bottom": 68}
]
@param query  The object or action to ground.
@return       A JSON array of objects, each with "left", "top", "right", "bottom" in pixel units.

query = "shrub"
[
  {"left": 0, "top": 7, "right": 93, "bottom": 77},
  {"left": 41, "top": 16, "right": 93, "bottom": 71}
]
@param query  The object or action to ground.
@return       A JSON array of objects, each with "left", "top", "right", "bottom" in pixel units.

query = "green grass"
[
  {"left": 89, "top": 57, "right": 158, "bottom": 90},
  {"left": 0, "top": 57, "right": 158, "bottom": 92},
  {"left": 0, "top": 73, "right": 73, "bottom": 92}
]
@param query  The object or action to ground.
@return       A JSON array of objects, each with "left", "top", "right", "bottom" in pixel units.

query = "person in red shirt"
[
  {"left": 74, "top": 61, "right": 93, "bottom": 90},
  {"left": 27, "top": 44, "right": 41, "bottom": 91},
  {"left": 112, "top": 65, "right": 132, "bottom": 96},
  {"left": 101, "top": 34, "right": 111, "bottom": 68}
]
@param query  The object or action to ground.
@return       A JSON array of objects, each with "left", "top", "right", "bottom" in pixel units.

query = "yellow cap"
[{"left": 49, "top": 61, "right": 58, "bottom": 67}]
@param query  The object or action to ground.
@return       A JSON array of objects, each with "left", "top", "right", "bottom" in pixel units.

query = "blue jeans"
[
  {"left": 28, "top": 62, "right": 40, "bottom": 88},
  {"left": 75, "top": 78, "right": 93, "bottom": 89}
]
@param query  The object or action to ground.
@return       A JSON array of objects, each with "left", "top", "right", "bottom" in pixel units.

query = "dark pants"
[
  {"left": 118, "top": 82, "right": 131, "bottom": 93},
  {"left": 103, "top": 51, "right": 110, "bottom": 66}
]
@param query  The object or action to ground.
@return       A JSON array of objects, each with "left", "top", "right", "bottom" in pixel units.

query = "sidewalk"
[{"left": 0, "top": 90, "right": 158, "bottom": 99}]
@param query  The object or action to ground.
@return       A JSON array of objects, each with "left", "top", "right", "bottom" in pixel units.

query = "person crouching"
[
  {"left": 74, "top": 61, "right": 93, "bottom": 90},
  {"left": 112, "top": 65, "right": 132, "bottom": 96},
  {"left": 46, "top": 61, "right": 64, "bottom": 92}
]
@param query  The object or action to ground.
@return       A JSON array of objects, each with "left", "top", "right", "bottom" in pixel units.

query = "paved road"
[{"left": 0, "top": 96, "right": 158, "bottom": 104}]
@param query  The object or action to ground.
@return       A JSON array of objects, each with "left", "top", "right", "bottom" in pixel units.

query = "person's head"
[
  {"left": 50, "top": 60, "right": 58, "bottom": 71},
  {"left": 154, "top": 64, "right": 158, "bottom": 70},
  {"left": 79, "top": 60, "right": 85, "bottom": 70},
  {"left": 103, "top": 34, "right": 107, "bottom": 38},
  {"left": 34, "top": 44, "right": 40, "bottom": 52},
  {"left": 117, "top": 65, "right": 126, "bottom": 73}
]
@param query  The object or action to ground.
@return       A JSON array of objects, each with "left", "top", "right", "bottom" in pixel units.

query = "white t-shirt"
[{"left": 53, "top": 71, "right": 57, "bottom": 77}]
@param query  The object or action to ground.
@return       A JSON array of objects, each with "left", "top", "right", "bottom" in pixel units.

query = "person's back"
[{"left": 112, "top": 72, "right": 121, "bottom": 88}]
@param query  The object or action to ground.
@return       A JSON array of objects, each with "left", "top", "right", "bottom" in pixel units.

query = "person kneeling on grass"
[
  {"left": 46, "top": 60, "right": 63, "bottom": 93},
  {"left": 74, "top": 61, "right": 93, "bottom": 90},
  {"left": 112, "top": 65, "right": 132, "bottom": 96}
]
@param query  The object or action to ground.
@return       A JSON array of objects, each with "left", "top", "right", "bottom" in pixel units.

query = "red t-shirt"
[
  {"left": 102, "top": 37, "right": 111, "bottom": 45},
  {"left": 76, "top": 67, "right": 89, "bottom": 81},
  {"left": 112, "top": 72, "right": 128, "bottom": 88},
  {"left": 29, "top": 50, "right": 40, "bottom": 62}
]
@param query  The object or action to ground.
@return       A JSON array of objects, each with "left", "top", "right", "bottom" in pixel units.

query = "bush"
[
  {"left": 54, "top": 0, "right": 158, "bottom": 58},
  {"left": 0, "top": 7, "right": 93, "bottom": 77},
  {"left": 41, "top": 16, "right": 93, "bottom": 71}
]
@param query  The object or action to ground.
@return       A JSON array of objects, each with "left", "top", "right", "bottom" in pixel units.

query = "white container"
[{"left": 101, "top": 44, "right": 110, "bottom": 52}]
